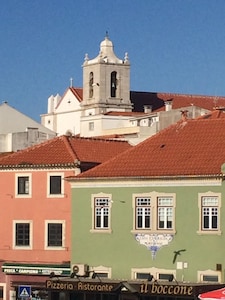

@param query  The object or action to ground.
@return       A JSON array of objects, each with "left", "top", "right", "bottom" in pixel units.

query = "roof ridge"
[
  {"left": 62, "top": 135, "right": 78, "bottom": 161},
  {"left": 73, "top": 136, "right": 129, "bottom": 144}
]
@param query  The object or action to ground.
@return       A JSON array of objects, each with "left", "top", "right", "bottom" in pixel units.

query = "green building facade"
[{"left": 69, "top": 176, "right": 225, "bottom": 285}]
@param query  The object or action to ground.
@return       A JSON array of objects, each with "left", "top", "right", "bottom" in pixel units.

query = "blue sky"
[{"left": 1, "top": 0, "right": 225, "bottom": 121}]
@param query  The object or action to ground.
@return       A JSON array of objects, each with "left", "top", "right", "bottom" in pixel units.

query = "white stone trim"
[
  {"left": 13, "top": 220, "right": 33, "bottom": 250},
  {"left": 197, "top": 191, "right": 221, "bottom": 235},
  {"left": 15, "top": 173, "right": 32, "bottom": 198},
  {"left": 70, "top": 178, "right": 222, "bottom": 188},
  {"left": 44, "top": 220, "right": 65, "bottom": 250}
]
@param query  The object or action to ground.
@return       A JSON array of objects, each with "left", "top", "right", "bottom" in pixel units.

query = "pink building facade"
[
  {"left": 0, "top": 135, "right": 131, "bottom": 300},
  {"left": 0, "top": 168, "right": 72, "bottom": 300}
]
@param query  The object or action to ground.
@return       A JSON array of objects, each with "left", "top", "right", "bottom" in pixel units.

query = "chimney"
[
  {"left": 165, "top": 100, "right": 173, "bottom": 111},
  {"left": 144, "top": 105, "right": 152, "bottom": 113},
  {"left": 181, "top": 110, "right": 188, "bottom": 121}
]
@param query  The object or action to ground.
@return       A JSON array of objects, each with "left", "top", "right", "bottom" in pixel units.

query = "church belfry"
[{"left": 81, "top": 35, "right": 133, "bottom": 115}]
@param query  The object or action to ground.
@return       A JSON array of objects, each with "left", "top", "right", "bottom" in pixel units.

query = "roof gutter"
[{"left": 66, "top": 173, "right": 225, "bottom": 182}]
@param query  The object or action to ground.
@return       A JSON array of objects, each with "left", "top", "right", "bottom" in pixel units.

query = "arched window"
[
  {"left": 111, "top": 71, "right": 117, "bottom": 97},
  {"left": 89, "top": 72, "right": 94, "bottom": 98}
]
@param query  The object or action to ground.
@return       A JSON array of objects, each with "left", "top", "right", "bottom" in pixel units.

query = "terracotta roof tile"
[
  {"left": 0, "top": 135, "right": 131, "bottom": 168},
  {"left": 55, "top": 87, "right": 83, "bottom": 110},
  {"left": 75, "top": 118, "right": 225, "bottom": 179},
  {"left": 70, "top": 87, "right": 83, "bottom": 102},
  {"left": 158, "top": 93, "right": 225, "bottom": 111},
  {"left": 56, "top": 88, "right": 225, "bottom": 113},
  {"left": 199, "top": 109, "right": 225, "bottom": 119}
]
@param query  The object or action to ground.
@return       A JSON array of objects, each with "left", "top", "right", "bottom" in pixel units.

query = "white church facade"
[{"left": 41, "top": 35, "right": 224, "bottom": 144}]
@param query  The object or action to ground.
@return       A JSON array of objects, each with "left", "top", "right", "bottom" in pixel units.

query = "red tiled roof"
[
  {"left": 74, "top": 118, "right": 225, "bottom": 179},
  {"left": 157, "top": 93, "right": 225, "bottom": 111},
  {"left": 55, "top": 88, "right": 225, "bottom": 114},
  {"left": 55, "top": 87, "right": 83, "bottom": 110},
  {"left": 0, "top": 135, "right": 131, "bottom": 168},
  {"left": 199, "top": 109, "right": 225, "bottom": 119},
  {"left": 70, "top": 87, "right": 83, "bottom": 102}
]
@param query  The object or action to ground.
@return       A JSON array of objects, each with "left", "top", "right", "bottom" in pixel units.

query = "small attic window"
[{"left": 48, "top": 120, "right": 51, "bottom": 124}]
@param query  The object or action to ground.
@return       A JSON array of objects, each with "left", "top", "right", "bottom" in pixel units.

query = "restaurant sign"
[
  {"left": 46, "top": 280, "right": 195, "bottom": 297},
  {"left": 2, "top": 263, "right": 70, "bottom": 276}
]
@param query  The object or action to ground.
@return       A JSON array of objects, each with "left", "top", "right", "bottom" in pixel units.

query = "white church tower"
[{"left": 80, "top": 34, "right": 133, "bottom": 136}]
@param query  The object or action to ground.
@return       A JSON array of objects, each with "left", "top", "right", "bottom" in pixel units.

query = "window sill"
[
  {"left": 45, "top": 246, "right": 65, "bottom": 250},
  {"left": 131, "top": 229, "right": 176, "bottom": 235},
  {"left": 15, "top": 194, "right": 32, "bottom": 198},
  {"left": 90, "top": 229, "right": 112, "bottom": 234},
  {"left": 197, "top": 230, "right": 221, "bottom": 235},
  {"left": 47, "top": 194, "right": 65, "bottom": 198},
  {"left": 13, "top": 246, "right": 32, "bottom": 250}
]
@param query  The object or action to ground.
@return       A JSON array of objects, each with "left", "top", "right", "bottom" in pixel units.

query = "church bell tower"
[{"left": 81, "top": 34, "right": 133, "bottom": 116}]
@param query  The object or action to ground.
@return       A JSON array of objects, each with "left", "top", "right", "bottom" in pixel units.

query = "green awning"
[{"left": 2, "top": 262, "right": 70, "bottom": 276}]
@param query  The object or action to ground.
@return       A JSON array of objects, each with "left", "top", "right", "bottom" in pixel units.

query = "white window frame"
[
  {"left": 132, "top": 191, "right": 176, "bottom": 234},
  {"left": 197, "top": 192, "right": 221, "bottom": 235},
  {"left": 15, "top": 173, "right": 32, "bottom": 198},
  {"left": 131, "top": 267, "right": 176, "bottom": 281},
  {"left": 135, "top": 197, "right": 151, "bottom": 230},
  {"left": 45, "top": 220, "right": 65, "bottom": 250},
  {"left": 157, "top": 197, "right": 173, "bottom": 230},
  {"left": 89, "top": 265, "right": 111, "bottom": 279},
  {"left": 90, "top": 193, "right": 112, "bottom": 233},
  {"left": 47, "top": 172, "right": 64, "bottom": 198},
  {"left": 13, "top": 220, "right": 33, "bottom": 250},
  {"left": 0, "top": 283, "right": 6, "bottom": 300},
  {"left": 198, "top": 269, "right": 221, "bottom": 283}
]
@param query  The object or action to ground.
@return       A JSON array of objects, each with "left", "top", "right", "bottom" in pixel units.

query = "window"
[
  {"left": 202, "top": 275, "right": 218, "bottom": 282},
  {"left": 202, "top": 196, "right": 218, "bottom": 230},
  {"left": 136, "top": 273, "right": 151, "bottom": 280},
  {"left": 48, "top": 223, "right": 62, "bottom": 246},
  {"left": 0, "top": 284, "right": 5, "bottom": 300},
  {"left": 15, "top": 174, "right": 31, "bottom": 197},
  {"left": 13, "top": 221, "right": 32, "bottom": 249},
  {"left": 91, "top": 193, "right": 112, "bottom": 233},
  {"left": 132, "top": 192, "right": 175, "bottom": 233},
  {"left": 198, "top": 192, "right": 221, "bottom": 234},
  {"left": 95, "top": 198, "right": 109, "bottom": 228},
  {"left": 18, "top": 176, "right": 29, "bottom": 194},
  {"left": 50, "top": 176, "right": 61, "bottom": 194},
  {"left": 89, "top": 122, "right": 94, "bottom": 131},
  {"left": 47, "top": 173, "right": 64, "bottom": 197},
  {"left": 135, "top": 197, "right": 151, "bottom": 229},
  {"left": 132, "top": 267, "right": 176, "bottom": 281},
  {"left": 198, "top": 270, "right": 221, "bottom": 283},
  {"left": 110, "top": 71, "right": 117, "bottom": 97},
  {"left": 45, "top": 221, "right": 65, "bottom": 249},
  {"left": 158, "top": 273, "right": 174, "bottom": 281},
  {"left": 90, "top": 266, "right": 111, "bottom": 278},
  {"left": 157, "top": 197, "right": 173, "bottom": 229}
]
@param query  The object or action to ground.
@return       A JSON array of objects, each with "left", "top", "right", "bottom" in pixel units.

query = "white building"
[
  {"left": 41, "top": 87, "right": 83, "bottom": 136},
  {"left": 41, "top": 35, "right": 223, "bottom": 144},
  {"left": 0, "top": 102, "right": 56, "bottom": 152}
]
